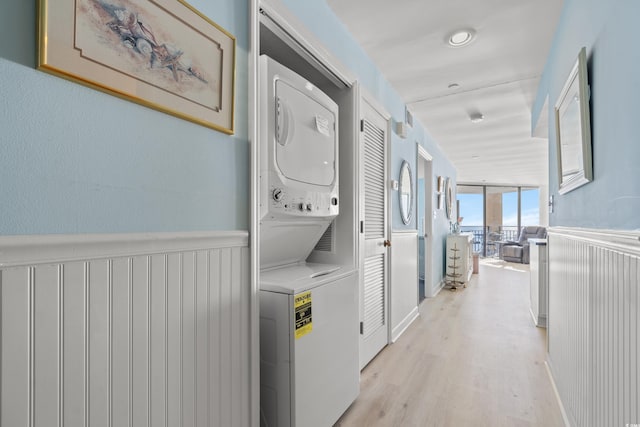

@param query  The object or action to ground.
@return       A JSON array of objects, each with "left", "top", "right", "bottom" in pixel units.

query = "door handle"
[{"left": 383, "top": 240, "right": 391, "bottom": 247}]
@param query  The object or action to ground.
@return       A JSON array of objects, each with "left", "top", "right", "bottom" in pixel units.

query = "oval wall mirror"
[
  {"left": 399, "top": 160, "right": 413, "bottom": 225},
  {"left": 445, "top": 177, "right": 453, "bottom": 220}
]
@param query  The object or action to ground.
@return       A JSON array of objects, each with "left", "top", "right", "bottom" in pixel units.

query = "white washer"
[{"left": 259, "top": 264, "right": 359, "bottom": 427}]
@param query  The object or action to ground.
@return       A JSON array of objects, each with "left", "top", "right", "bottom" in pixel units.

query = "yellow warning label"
[{"left": 294, "top": 291, "right": 312, "bottom": 339}]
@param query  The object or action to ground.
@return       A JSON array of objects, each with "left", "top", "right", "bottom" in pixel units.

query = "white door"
[{"left": 359, "top": 98, "right": 390, "bottom": 369}]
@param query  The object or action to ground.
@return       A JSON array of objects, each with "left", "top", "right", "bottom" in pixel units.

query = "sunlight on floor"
[{"left": 479, "top": 257, "right": 529, "bottom": 273}]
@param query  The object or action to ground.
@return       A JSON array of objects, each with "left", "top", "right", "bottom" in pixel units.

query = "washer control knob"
[
  {"left": 298, "top": 203, "right": 305, "bottom": 211},
  {"left": 272, "top": 188, "right": 283, "bottom": 202},
  {"left": 306, "top": 203, "right": 313, "bottom": 211}
]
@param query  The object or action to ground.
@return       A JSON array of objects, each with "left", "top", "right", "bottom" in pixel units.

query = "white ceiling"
[{"left": 326, "top": 0, "right": 564, "bottom": 187}]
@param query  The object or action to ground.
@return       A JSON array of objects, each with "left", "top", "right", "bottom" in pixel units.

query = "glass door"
[
  {"left": 457, "top": 185, "right": 485, "bottom": 255},
  {"left": 457, "top": 184, "right": 542, "bottom": 257}
]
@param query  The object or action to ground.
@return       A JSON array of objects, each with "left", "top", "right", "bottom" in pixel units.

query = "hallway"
[{"left": 336, "top": 259, "right": 565, "bottom": 427}]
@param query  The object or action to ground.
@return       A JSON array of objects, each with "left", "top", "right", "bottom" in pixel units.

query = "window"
[
  {"left": 521, "top": 188, "right": 540, "bottom": 227},
  {"left": 456, "top": 184, "right": 541, "bottom": 257}
]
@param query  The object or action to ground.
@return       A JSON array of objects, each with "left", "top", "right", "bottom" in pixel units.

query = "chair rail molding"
[
  {"left": 0, "top": 231, "right": 249, "bottom": 268},
  {"left": 548, "top": 226, "right": 640, "bottom": 255}
]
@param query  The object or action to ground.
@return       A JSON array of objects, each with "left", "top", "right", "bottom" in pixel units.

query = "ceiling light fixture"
[
  {"left": 469, "top": 112, "right": 484, "bottom": 123},
  {"left": 447, "top": 29, "right": 476, "bottom": 47}
]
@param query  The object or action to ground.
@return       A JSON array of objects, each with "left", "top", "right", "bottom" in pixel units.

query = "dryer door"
[{"left": 275, "top": 80, "right": 337, "bottom": 186}]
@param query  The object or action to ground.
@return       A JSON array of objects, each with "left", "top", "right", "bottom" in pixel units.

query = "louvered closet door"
[{"left": 359, "top": 99, "right": 389, "bottom": 369}]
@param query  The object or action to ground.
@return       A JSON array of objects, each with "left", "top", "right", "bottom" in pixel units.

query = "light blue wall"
[
  {"left": 533, "top": 0, "right": 640, "bottom": 230},
  {"left": 280, "top": 0, "right": 457, "bottom": 286},
  {"left": 0, "top": 0, "right": 249, "bottom": 235}
]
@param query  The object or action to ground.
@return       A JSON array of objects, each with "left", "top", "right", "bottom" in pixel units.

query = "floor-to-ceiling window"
[
  {"left": 457, "top": 185, "right": 485, "bottom": 254},
  {"left": 500, "top": 187, "right": 519, "bottom": 241},
  {"left": 520, "top": 187, "right": 540, "bottom": 227},
  {"left": 457, "top": 184, "right": 541, "bottom": 256}
]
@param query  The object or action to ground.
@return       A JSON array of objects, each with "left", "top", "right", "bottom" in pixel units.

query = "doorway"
[{"left": 417, "top": 145, "right": 433, "bottom": 300}]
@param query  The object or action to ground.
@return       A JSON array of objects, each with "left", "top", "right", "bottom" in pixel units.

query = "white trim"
[
  {"left": 391, "top": 307, "right": 419, "bottom": 343},
  {"left": 529, "top": 308, "right": 547, "bottom": 328},
  {"left": 258, "top": 0, "right": 355, "bottom": 87},
  {"left": 392, "top": 229, "right": 418, "bottom": 235},
  {"left": 548, "top": 226, "right": 640, "bottom": 256},
  {"left": 417, "top": 144, "right": 434, "bottom": 299},
  {"left": 0, "top": 231, "right": 248, "bottom": 268},
  {"left": 545, "top": 360, "right": 573, "bottom": 427},
  {"left": 360, "top": 87, "right": 391, "bottom": 121},
  {"left": 249, "top": 0, "right": 260, "bottom": 425},
  {"left": 532, "top": 94, "right": 549, "bottom": 138},
  {"left": 417, "top": 144, "right": 433, "bottom": 161},
  {"left": 431, "top": 279, "right": 446, "bottom": 297}
]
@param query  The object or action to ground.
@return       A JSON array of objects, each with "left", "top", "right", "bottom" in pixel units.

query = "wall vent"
[{"left": 314, "top": 221, "right": 334, "bottom": 252}]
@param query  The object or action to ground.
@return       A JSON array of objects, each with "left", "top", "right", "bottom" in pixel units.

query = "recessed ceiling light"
[
  {"left": 447, "top": 29, "right": 476, "bottom": 47},
  {"left": 469, "top": 112, "right": 484, "bottom": 123}
]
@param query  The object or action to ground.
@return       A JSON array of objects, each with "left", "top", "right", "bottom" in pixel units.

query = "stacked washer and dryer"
[{"left": 258, "top": 55, "right": 359, "bottom": 427}]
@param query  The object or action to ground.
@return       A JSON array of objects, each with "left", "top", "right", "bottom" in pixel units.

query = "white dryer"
[{"left": 259, "top": 54, "right": 339, "bottom": 269}]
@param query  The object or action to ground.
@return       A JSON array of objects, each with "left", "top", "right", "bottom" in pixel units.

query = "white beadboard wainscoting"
[
  {"left": 547, "top": 227, "right": 640, "bottom": 427},
  {"left": 0, "top": 231, "right": 251, "bottom": 427},
  {"left": 390, "top": 231, "right": 419, "bottom": 342}
]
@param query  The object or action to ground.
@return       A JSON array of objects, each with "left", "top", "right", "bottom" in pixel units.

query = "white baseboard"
[
  {"left": 545, "top": 360, "right": 573, "bottom": 427},
  {"left": 431, "top": 279, "right": 446, "bottom": 297},
  {"left": 391, "top": 306, "right": 419, "bottom": 342},
  {"left": 529, "top": 308, "right": 547, "bottom": 328}
]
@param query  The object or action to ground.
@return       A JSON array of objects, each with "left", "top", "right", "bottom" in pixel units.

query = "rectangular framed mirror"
[{"left": 554, "top": 47, "right": 593, "bottom": 194}]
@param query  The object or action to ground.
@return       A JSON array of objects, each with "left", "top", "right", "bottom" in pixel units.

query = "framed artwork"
[
  {"left": 38, "top": 0, "right": 236, "bottom": 134},
  {"left": 554, "top": 47, "right": 592, "bottom": 194}
]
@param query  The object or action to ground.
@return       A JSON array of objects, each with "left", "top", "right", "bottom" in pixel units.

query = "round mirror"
[
  {"left": 445, "top": 177, "right": 454, "bottom": 220},
  {"left": 399, "top": 160, "right": 413, "bottom": 225}
]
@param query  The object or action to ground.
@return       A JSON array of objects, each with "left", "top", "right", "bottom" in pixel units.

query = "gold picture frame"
[{"left": 38, "top": 0, "right": 236, "bottom": 134}]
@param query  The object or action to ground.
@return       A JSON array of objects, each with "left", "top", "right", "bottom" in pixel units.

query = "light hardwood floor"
[{"left": 335, "top": 259, "right": 565, "bottom": 427}]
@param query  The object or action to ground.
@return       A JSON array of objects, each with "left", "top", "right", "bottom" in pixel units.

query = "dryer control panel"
[{"left": 267, "top": 182, "right": 338, "bottom": 219}]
